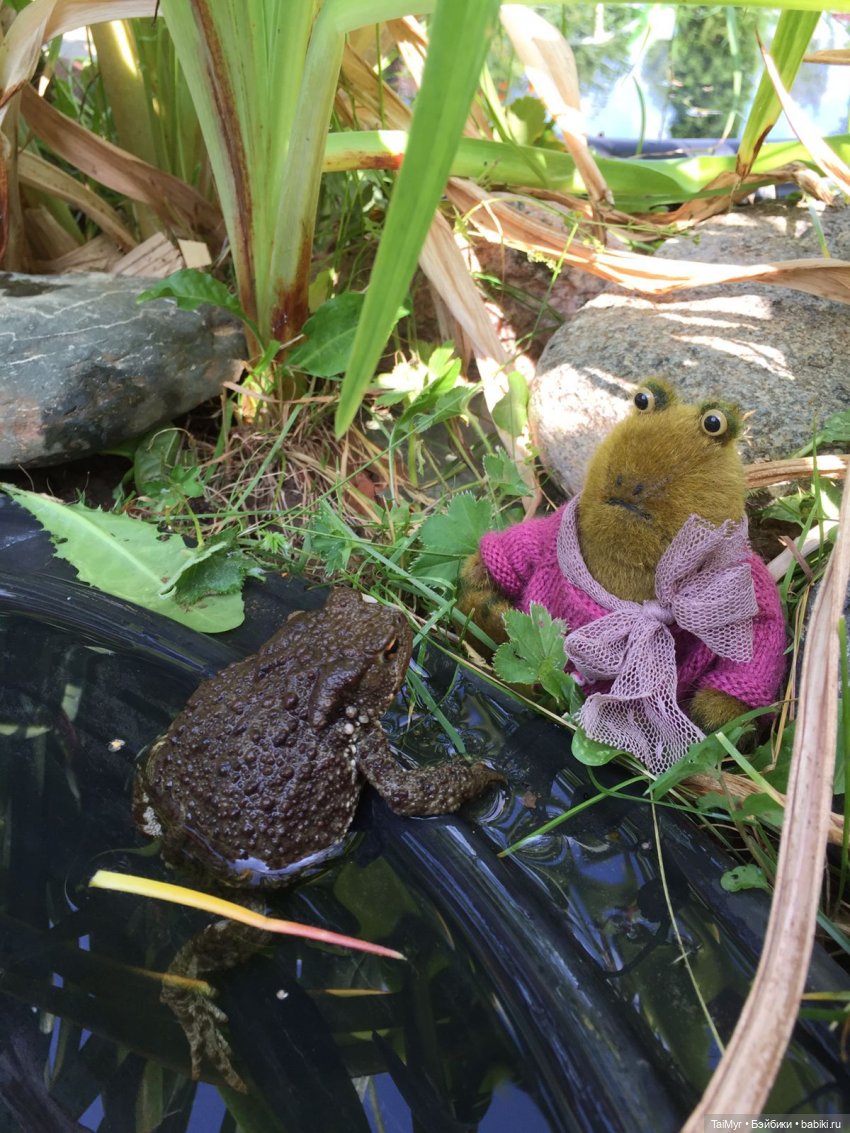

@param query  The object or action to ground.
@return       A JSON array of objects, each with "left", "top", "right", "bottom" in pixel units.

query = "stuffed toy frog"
[{"left": 458, "top": 379, "right": 786, "bottom": 773}]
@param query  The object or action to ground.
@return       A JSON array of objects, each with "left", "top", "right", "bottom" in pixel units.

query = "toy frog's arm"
[
  {"left": 456, "top": 551, "right": 513, "bottom": 646},
  {"left": 456, "top": 509, "right": 565, "bottom": 647},
  {"left": 689, "top": 555, "right": 787, "bottom": 733}
]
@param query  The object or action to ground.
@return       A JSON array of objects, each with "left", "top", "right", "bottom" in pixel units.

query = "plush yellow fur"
[
  {"left": 582, "top": 388, "right": 751, "bottom": 732},
  {"left": 688, "top": 687, "right": 748, "bottom": 733},
  {"left": 457, "top": 380, "right": 751, "bottom": 731}
]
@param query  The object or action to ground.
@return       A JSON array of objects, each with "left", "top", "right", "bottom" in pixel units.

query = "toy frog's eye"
[
  {"left": 383, "top": 638, "right": 400, "bottom": 659},
  {"left": 633, "top": 387, "right": 656, "bottom": 413},
  {"left": 700, "top": 409, "right": 729, "bottom": 437},
  {"left": 633, "top": 380, "right": 674, "bottom": 414}
]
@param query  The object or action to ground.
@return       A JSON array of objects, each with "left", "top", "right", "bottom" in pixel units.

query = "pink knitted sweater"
[{"left": 480, "top": 504, "right": 786, "bottom": 709}]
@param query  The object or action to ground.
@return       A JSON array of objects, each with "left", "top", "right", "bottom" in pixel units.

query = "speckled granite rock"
[
  {"left": 530, "top": 202, "right": 850, "bottom": 495},
  {"left": 0, "top": 272, "right": 246, "bottom": 467}
]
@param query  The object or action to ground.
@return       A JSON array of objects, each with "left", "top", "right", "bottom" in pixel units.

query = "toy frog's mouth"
[{"left": 606, "top": 496, "right": 652, "bottom": 521}]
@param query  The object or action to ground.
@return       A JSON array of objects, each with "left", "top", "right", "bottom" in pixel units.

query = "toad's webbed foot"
[{"left": 162, "top": 917, "right": 269, "bottom": 1092}]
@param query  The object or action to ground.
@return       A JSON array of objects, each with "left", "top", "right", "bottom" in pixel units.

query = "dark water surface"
[{"left": 0, "top": 504, "right": 848, "bottom": 1132}]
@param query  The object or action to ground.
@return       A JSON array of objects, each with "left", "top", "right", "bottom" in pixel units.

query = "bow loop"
[{"left": 669, "top": 560, "right": 757, "bottom": 660}]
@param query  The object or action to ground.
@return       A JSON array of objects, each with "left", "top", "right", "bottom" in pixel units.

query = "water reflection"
[
  {"left": 517, "top": 5, "right": 849, "bottom": 142},
  {"left": 388, "top": 655, "right": 850, "bottom": 1118}
]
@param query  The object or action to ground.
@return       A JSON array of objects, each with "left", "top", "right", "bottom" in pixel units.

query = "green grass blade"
[
  {"left": 158, "top": 1, "right": 251, "bottom": 321},
  {"left": 264, "top": 3, "right": 345, "bottom": 342},
  {"left": 129, "top": 16, "right": 209, "bottom": 189},
  {"left": 737, "top": 9, "right": 822, "bottom": 174},
  {"left": 334, "top": 0, "right": 501, "bottom": 436}
]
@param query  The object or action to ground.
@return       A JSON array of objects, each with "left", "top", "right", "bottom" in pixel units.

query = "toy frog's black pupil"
[
  {"left": 634, "top": 392, "right": 649, "bottom": 410},
  {"left": 703, "top": 414, "right": 722, "bottom": 433}
]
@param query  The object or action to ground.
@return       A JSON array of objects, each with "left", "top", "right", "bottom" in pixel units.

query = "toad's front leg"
[{"left": 357, "top": 732, "right": 503, "bottom": 817}]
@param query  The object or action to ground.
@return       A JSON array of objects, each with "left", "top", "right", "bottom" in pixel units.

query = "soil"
[{"left": 3, "top": 452, "right": 132, "bottom": 508}]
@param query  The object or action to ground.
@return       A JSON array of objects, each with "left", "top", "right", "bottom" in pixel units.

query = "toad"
[
  {"left": 135, "top": 588, "right": 500, "bottom": 883},
  {"left": 134, "top": 587, "right": 501, "bottom": 1086}
]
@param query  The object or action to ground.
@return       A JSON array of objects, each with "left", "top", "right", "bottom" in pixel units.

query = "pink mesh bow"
[{"left": 556, "top": 497, "right": 757, "bottom": 773}]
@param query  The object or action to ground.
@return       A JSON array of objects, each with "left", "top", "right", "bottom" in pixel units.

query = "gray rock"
[
  {"left": 0, "top": 272, "right": 246, "bottom": 467},
  {"left": 530, "top": 202, "right": 850, "bottom": 495}
]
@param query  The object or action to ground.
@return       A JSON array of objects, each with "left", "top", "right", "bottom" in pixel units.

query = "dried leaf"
[
  {"left": 745, "top": 455, "right": 849, "bottom": 490},
  {"left": 803, "top": 49, "right": 850, "bottom": 65},
  {"left": 338, "top": 43, "right": 411, "bottom": 131},
  {"left": 648, "top": 161, "right": 836, "bottom": 228},
  {"left": 419, "top": 209, "right": 508, "bottom": 376},
  {"left": 30, "top": 233, "right": 123, "bottom": 274},
  {"left": 42, "top": 0, "right": 154, "bottom": 41},
  {"left": 448, "top": 180, "right": 850, "bottom": 306},
  {"left": 766, "top": 527, "right": 837, "bottom": 583},
  {"left": 21, "top": 85, "right": 222, "bottom": 241},
  {"left": 499, "top": 5, "right": 611, "bottom": 209},
  {"left": 419, "top": 205, "right": 535, "bottom": 488},
  {"left": 387, "top": 16, "right": 428, "bottom": 88},
  {"left": 17, "top": 149, "right": 136, "bottom": 249},
  {"left": 0, "top": 0, "right": 154, "bottom": 123},
  {"left": 21, "top": 202, "right": 78, "bottom": 258},
  {"left": 686, "top": 771, "right": 848, "bottom": 846},
  {"left": 639, "top": 169, "right": 759, "bottom": 227},
  {"left": 386, "top": 15, "right": 491, "bottom": 138},
  {"left": 760, "top": 43, "right": 850, "bottom": 195}
]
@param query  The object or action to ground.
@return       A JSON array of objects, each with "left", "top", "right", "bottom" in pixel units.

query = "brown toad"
[{"left": 134, "top": 587, "right": 501, "bottom": 885}]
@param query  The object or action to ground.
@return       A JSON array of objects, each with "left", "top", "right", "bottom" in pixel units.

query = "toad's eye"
[
  {"left": 633, "top": 387, "right": 656, "bottom": 413},
  {"left": 700, "top": 409, "right": 728, "bottom": 437},
  {"left": 383, "top": 638, "right": 400, "bottom": 659}
]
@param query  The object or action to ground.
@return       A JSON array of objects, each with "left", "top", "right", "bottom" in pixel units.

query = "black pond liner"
[
  {"left": 0, "top": 495, "right": 848, "bottom": 1133},
  {"left": 588, "top": 136, "right": 741, "bottom": 159}
]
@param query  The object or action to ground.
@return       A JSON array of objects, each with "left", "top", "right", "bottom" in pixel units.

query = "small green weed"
[{"left": 493, "top": 604, "right": 581, "bottom": 710}]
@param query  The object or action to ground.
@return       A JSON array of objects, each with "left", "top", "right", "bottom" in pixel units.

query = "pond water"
[
  {"left": 0, "top": 553, "right": 849, "bottom": 1133},
  {"left": 575, "top": 6, "right": 849, "bottom": 142}
]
